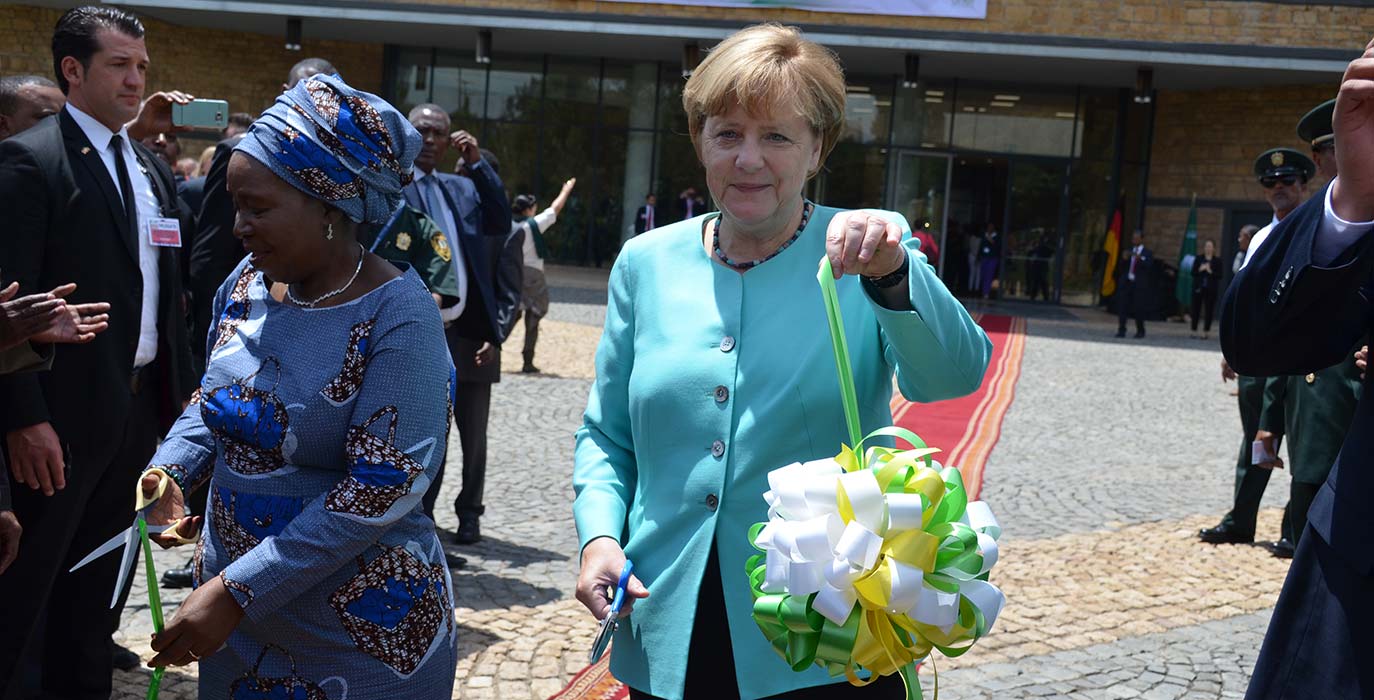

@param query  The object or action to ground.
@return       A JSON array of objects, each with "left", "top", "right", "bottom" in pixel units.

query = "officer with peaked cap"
[
  {"left": 1256, "top": 100, "right": 1363, "bottom": 559},
  {"left": 1242, "top": 148, "right": 1316, "bottom": 268}
]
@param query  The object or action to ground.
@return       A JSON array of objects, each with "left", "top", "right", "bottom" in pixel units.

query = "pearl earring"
[{"left": 326, "top": 222, "right": 334, "bottom": 240}]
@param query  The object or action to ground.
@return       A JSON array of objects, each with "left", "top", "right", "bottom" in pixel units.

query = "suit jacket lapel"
[
  {"left": 402, "top": 181, "right": 423, "bottom": 213},
  {"left": 59, "top": 109, "right": 137, "bottom": 263}
]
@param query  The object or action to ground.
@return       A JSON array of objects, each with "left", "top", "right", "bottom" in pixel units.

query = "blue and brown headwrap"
[{"left": 235, "top": 73, "right": 422, "bottom": 224}]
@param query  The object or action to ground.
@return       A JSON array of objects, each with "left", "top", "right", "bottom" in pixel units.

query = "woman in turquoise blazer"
[{"left": 573, "top": 24, "right": 992, "bottom": 700}]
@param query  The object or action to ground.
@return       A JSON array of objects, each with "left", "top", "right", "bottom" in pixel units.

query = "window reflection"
[
  {"left": 485, "top": 57, "right": 543, "bottom": 122},
  {"left": 952, "top": 86, "right": 1078, "bottom": 156},
  {"left": 892, "top": 82, "right": 953, "bottom": 148}
]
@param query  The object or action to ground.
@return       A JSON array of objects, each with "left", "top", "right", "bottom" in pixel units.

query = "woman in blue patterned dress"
[{"left": 136, "top": 74, "right": 459, "bottom": 698}]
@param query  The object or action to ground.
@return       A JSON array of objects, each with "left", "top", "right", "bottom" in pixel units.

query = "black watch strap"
[{"left": 864, "top": 264, "right": 908, "bottom": 289}]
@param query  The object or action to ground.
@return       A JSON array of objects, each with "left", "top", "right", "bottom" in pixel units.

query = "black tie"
[{"left": 109, "top": 134, "right": 138, "bottom": 241}]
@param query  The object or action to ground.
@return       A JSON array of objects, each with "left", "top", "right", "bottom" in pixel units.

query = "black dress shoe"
[
  {"left": 1198, "top": 523, "right": 1254, "bottom": 544},
  {"left": 1114, "top": 330, "right": 1126, "bottom": 338},
  {"left": 454, "top": 518, "right": 481, "bottom": 545},
  {"left": 1269, "top": 539, "right": 1296, "bottom": 559},
  {"left": 112, "top": 643, "right": 140, "bottom": 671},
  {"left": 521, "top": 364, "right": 540, "bottom": 374},
  {"left": 162, "top": 561, "right": 194, "bottom": 589},
  {"left": 450, "top": 555, "right": 468, "bottom": 569},
  {"left": 1134, "top": 331, "right": 1146, "bottom": 338}
]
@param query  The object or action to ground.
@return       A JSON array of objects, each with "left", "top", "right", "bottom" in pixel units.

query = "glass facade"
[{"left": 384, "top": 47, "right": 1143, "bottom": 303}]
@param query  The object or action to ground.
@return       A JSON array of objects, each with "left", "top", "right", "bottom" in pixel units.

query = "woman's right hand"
[
  {"left": 140, "top": 471, "right": 201, "bottom": 548},
  {"left": 576, "top": 537, "right": 649, "bottom": 621},
  {"left": 1356, "top": 345, "right": 1367, "bottom": 380}
]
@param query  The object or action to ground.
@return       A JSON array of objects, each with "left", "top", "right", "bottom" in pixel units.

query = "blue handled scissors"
[
  {"left": 68, "top": 471, "right": 190, "bottom": 609},
  {"left": 588, "top": 559, "right": 634, "bottom": 664}
]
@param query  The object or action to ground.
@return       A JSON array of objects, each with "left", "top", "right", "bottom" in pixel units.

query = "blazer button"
[
  {"left": 720, "top": 336, "right": 736, "bottom": 353},
  {"left": 705, "top": 493, "right": 719, "bottom": 511},
  {"left": 711, "top": 440, "right": 726, "bottom": 458},
  {"left": 714, "top": 385, "right": 729, "bottom": 403}
]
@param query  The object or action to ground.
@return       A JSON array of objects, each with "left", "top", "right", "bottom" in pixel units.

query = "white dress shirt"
[
  {"left": 1127, "top": 244, "right": 1144, "bottom": 281},
  {"left": 414, "top": 169, "right": 468, "bottom": 322},
  {"left": 1313, "top": 180, "right": 1374, "bottom": 266},
  {"left": 1241, "top": 214, "right": 1281, "bottom": 269},
  {"left": 520, "top": 206, "right": 558, "bottom": 272},
  {"left": 67, "top": 104, "right": 160, "bottom": 369}
]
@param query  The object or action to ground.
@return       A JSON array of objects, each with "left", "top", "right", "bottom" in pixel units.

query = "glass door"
[
  {"left": 886, "top": 150, "right": 951, "bottom": 276},
  {"left": 1001, "top": 160, "right": 1069, "bottom": 302}
]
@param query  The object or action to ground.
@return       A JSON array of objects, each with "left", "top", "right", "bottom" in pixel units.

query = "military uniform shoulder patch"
[
  {"left": 396, "top": 231, "right": 412, "bottom": 251},
  {"left": 431, "top": 232, "right": 452, "bottom": 262}
]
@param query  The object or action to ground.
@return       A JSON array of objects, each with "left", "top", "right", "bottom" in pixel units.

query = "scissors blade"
[
  {"left": 69, "top": 529, "right": 132, "bottom": 573},
  {"left": 589, "top": 615, "right": 617, "bottom": 664},
  {"left": 109, "top": 526, "right": 139, "bottom": 609}
]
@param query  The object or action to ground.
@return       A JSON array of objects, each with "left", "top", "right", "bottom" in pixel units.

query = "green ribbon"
[
  {"left": 138, "top": 519, "right": 165, "bottom": 700},
  {"left": 817, "top": 257, "right": 863, "bottom": 453}
]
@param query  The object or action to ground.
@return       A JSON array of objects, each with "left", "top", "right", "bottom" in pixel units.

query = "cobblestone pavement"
[{"left": 111, "top": 279, "right": 1296, "bottom": 700}]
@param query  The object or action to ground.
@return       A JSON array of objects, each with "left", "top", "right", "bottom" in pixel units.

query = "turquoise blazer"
[{"left": 573, "top": 206, "right": 992, "bottom": 700}]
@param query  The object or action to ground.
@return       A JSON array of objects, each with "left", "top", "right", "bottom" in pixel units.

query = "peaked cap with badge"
[{"left": 1253, "top": 147, "right": 1316, "bottom": 183}]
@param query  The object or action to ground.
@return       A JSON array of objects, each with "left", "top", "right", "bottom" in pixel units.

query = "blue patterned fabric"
[
  {"left": 235, "top": 74, "right": 422, "bottom": 224},
  {"left": 147, "top": 259, "right": 457, "bottom": 697}
]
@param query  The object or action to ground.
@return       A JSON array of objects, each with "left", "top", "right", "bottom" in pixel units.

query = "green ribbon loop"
[{"left": 817, "top": 257, "right": 863, "bottom": 453}]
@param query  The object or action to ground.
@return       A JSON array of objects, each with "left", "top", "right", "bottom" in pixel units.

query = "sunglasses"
[{"left": 1260, "top": 175, "right": 1298, "bottom": 189}]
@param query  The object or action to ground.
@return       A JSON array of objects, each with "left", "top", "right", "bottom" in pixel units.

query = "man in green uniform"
[
  {"left": 1257, "top": 99, "right": 1361, "bottom": 559},
  {"left": 359, "top": 204, "right": 461, "bottom": 302},
  {"left": 1199, "top": 147, "right": 1316, "bottom": 547}
]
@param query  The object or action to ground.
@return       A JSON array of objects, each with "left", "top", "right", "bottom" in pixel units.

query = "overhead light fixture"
[
  {"left": 902, "top": 53, "right": 920, "bottom": 89},
  {"left": 285, "top": 17, "right": 302, "bottom": 51},
  {"left": 1134, "top": 67, "right": 1153, "bottom": 104},
  {"left": 874, "top": 99, "right": 892, "bottom": 107},
  {"left": 925, "top": 89, "right": 945, "bottom": 97},
  {"left": 682, "top": 42, "right": 701, "bottom": 79},
  {"left": 848, "top": 85, "right": 871, "bottom": 93},
  {"left": 977, "top": 107, "right": 988, "bottom": 113},
  {"left": 990, "top": 101, "right": 1016, "bottom": 108},
  {"left": 993, "top": 94, "right": 1020, "bottom": 101},
  {"left": 962, "top": 106, "right": 975, "bottom": 112},
  {"left": 476, "top": 29, "right": 492, "bottom": 64},
  {"left": 1055, "top": 111, "right": 1076, "bottom": 119},
  {"left": 924, "top": 97, "right": 944, "bottom": 104}
]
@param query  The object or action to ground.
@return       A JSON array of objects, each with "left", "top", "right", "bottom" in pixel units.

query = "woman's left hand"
[
  {"left": 825, "top": 211, "right": 906, "bottom": 279},
  {"left": 147, "top": 574, "right": 244, "bottom": 667}
]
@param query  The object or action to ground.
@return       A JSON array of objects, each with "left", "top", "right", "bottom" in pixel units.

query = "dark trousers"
[
  {"left": 628, "top": 543, "right": 906, "bottom": 700},
  {"left": 422, "top": 380, "right": 492, "bottom": 521},
  {"left": 1191, "top": 286, "right": 1218, "bottom": 332},
  {"left": 1246, "top": 527, "right": 1374, "bottom": 698},
  {"left": 1280, "top": 482, "right": 1322, "bottom": 546},
  {"left": 1116, "top": 280, "right": 1145, "bottom": 335},
  {"left": 1221, "top": 377, "right": 1273, "bottom": 539},
  {"left": 978, "top": 257, "right": 998, "bottom": 298},
  {"left": 521, "top": 311, "right": 541, "bottom": 369},
  {"left": 0, "top": 386, "right": 158, "bottom": 700}
]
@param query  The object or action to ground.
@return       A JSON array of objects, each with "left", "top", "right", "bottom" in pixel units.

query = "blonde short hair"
[{"left": 683, "top": 24, "right": 846, "bottom": 177}]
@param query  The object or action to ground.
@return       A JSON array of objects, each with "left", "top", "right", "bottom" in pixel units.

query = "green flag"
[{"left": 1175, "top": 196, "right": 1197, "bottom": 309}]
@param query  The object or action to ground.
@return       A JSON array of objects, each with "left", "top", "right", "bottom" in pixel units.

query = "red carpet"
[
  {"left": 890, "top": 314, "right": 1026, "bottom": 501},
  {"left": 551, "top": 315, "right": 1026, "bottom": 700}
]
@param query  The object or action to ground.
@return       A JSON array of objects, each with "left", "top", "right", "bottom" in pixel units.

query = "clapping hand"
[
  {"left": 31, "top": 285, "right": 108, "bottom": 345},
  {"left": 0, "top": 281, "right": 65, "bottom": 351},
  {"left": 1331, "top": 37, "right": 1374, "bottom": 221},
  {"left": 1357, "top": 345, "right": 1367, "bottom": 380}
]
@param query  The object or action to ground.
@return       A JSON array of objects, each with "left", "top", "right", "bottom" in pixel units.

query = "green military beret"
[
  {"left": 1296, "top": 98, "right": 1335, "bottom": 148},
  {"left": 1254, "top": 148, "right": 1316, "bottom": 183}
]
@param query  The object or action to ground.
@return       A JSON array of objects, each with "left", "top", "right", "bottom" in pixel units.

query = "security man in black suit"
[
  {"left": 634, "top": 193, "right": 657, "bottom": 235},
  {"left": 0, "top": 7, "right": 196, "bottom": 698},
  {"left": 1114, "top": 229, "right": 1152, "bottom": 338},
  {"left": 404, "top": 104, "right": 512, "bottom": 544},
  {"left": 1220, "top": 39, "right": 1374, "bottom": 697}
]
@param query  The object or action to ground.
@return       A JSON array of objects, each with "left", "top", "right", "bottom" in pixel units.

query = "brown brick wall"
[
  {"left": 1143, "top": 82, "right": 1334, "bottom": 259},
  {"left": 389, "top": 0, "right": 1373, "bottom": 51},
  {"left": 0, "top": 5, "right": 383, "bottom": 139}
]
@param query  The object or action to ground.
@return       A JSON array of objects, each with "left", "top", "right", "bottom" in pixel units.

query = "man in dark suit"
[
  {"left": 0, "top": 75, "right": 64, "bottom": 141},
  {"left": 0, "top": 7, "right": 196, "bottom": 697},
  {"left": 405, "top": 103, "right": 511, "bottom": 545},
  {"left": 1220, "top": 40, "right": 1374, "bottom": 697},
  {"left": 1114, "top": 229, "right": 1152, "bottom": 338},
  {"left": 678, "top": 186, "right": 705, "bottom": 221},
  {"left": 634, "top": 193, "right": 657, "bottom": 235}
]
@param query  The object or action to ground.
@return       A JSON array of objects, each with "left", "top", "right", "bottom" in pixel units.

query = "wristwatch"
[{"left": 864, "top": 264, "right": 908, "bottom": 289}]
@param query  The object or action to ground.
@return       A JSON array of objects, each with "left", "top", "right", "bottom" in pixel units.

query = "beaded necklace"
[{"left": 712, "top": 201, "right": 814, "bottom": 272}]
